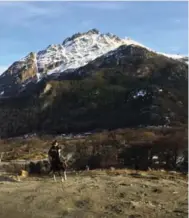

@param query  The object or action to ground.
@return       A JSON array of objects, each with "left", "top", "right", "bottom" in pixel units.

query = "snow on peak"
[
  {"left": 16, "top": 29, "right": 187, "bottom": 78},
  {"left": 36, "top": 29, "right": 131, "bottom": 75},
  {"left": 158, "top": 53, "right": 185, "bottom": 59},
  {"left": 62, "top": 28, "right": 100, "bottom": 45}
]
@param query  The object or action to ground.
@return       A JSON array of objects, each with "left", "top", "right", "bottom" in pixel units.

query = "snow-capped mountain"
[
  {"left": 33, "top": 29, "right": 157, "bottom": 77},
  {"left": 3, "top": 29, "right": 188, "bottom": 77},
  {"left": 0, "top": 29, "right": 188, "bottom": 137},
  {"left": 0, "top": 29, "right": 187, "bottom": 97},
  {"left": 35, "top": 29, "right": 188, "bottom": 76}
]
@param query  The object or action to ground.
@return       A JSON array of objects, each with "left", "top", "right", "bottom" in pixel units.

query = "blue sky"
[{"left": 0, "top": 1, "right": 188, "bottom": 73}]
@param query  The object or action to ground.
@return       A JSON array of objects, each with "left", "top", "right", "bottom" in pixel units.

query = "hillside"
[{"left": 0, "top": 29, "right": 188, "bottom": 138}]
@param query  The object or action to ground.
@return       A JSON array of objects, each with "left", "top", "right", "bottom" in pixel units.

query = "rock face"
[
  {"left": 0, "top": 29, "right": 188, "bottom": 137},
  {"left": 0, "top": 52, "right": 38, "bottom": 97}
]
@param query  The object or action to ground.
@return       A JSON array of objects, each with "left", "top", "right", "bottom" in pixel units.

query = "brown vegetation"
[{"left": 0, "top": 127, "right": 187, "bottom": 173}]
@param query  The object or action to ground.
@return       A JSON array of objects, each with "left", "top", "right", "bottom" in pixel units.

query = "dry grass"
[{"left": 0, "top": 170, "right": 187, "bottom": 218}]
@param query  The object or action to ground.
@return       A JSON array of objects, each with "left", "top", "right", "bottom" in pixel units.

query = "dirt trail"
[{"left": 0, "top": 170, "right": 187, "bottom": 218}]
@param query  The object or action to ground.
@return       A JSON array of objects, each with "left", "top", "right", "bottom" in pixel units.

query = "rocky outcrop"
[{"left": 0, "top": 52, "right": 38, "bottom": 97}]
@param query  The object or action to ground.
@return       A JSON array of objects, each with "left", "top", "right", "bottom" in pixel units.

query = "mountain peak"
[
  {"left": 62, "top": 28, "right": 100, "bottom": 45},
  {"left": 86, "top": 28, "right": 100, "bottom": 34}
]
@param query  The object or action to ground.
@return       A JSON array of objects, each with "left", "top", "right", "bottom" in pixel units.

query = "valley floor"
[{"left": 0, "top": 170, "right": 187, "bottom": 218}]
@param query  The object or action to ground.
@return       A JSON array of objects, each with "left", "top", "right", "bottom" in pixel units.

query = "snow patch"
[
  {"left": 152, "top": 156, "right": 158, "bottom": 160},
  {"left": 133, "top": 90, "right": 147, "bottom": 99},
  {"left": 158, "top": 53, "right": 184, "bottom": 59}
]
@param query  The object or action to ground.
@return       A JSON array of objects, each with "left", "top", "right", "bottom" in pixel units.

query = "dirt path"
[{"left": 0, "top": 170, "right": 187, "bottom": 218}]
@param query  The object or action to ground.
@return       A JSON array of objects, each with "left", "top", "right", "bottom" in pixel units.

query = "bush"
[
  {"left": 0, "top": 128, "right": 187, "bottom": 172},
  {"left": 28, "top": 161, "right": 50, "bottom": 175}
]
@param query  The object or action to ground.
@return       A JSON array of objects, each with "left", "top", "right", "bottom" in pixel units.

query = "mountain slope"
[{"left": 0, "top": 39, "right": 187, "bottom": 138}]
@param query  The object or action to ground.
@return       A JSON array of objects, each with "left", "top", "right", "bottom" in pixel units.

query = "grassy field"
[{"left": 0, "top": 169, "right": 187, "bottom": 218}]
